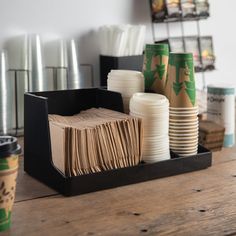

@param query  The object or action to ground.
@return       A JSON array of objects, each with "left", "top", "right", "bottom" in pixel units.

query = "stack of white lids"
[{"left": 130, "top": 93, "right": 170, "bottom": 163}]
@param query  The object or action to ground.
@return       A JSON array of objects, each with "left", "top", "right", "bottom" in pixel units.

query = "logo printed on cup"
[{"left": 207, "top": 96, "right": 225, "bottom": 103}]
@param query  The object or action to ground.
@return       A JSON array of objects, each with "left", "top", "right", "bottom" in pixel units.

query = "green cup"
[
  {"left": 143, "top": 44, "right": 169, "bottom": 95},
  {"left": 0, "top": 136, "right": 21, "bottom": 232},
  {"left": 166, "top": 52, "right": 197, "bottom": 108}
]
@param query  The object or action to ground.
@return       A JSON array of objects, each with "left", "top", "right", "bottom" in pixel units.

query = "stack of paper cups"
[
  {"left": 207, "top": 84, "right": 235, "bottom": 147},
  {"left": 166, "top": 53, "right": 198, "bottom": 156},
  {"left": 107, "top": 70, "right": 144, "bottom": 113},
  {"left": 130, "top": 93, "right": 170, "bottom": 163},
  {"left": 169, "top": 107, "right": 199, "bottom": 156}
]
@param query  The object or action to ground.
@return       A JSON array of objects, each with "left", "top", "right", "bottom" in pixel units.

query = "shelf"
[
  {"left": 195, "top": 66, "right": 215, "bottom": 73},
  {"left": 152, "top": 15, "right": 209, "bottom": 24}
]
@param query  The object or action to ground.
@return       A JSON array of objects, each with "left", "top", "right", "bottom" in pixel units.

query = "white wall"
[
  {"left": 0, "top": 0, "right": 234, "bottom": 88},
  {"left": 189, "top": 0, "right": 236, "bottom": 90}
]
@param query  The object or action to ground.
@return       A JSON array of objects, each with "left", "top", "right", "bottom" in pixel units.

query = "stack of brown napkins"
[
  {"left": 199, "top": 120, "right": 225, "bottom": 152},
  {"left": 49, "top": 108, "right": 143, "bottom": 177}
]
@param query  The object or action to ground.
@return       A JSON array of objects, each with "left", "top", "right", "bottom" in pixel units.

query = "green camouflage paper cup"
[
  {"left": 143, "top": 44, "right": 169, "bottom": 95},
  {"left": 0, "top": 137, "right": 21, "bottom": 232},
  {"left": 167, "top": 53, "right": 197, "bottom": 108}
]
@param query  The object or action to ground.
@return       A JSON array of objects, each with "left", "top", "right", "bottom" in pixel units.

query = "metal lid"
[{"left": 0, "top": 136, "right": 21, "bottom": 158}]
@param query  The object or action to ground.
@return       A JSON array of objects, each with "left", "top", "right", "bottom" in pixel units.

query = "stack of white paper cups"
[
  {"left": 169, "top": 107, "right": 198, "bottom": 156},
  {"left": 166, "top": 53, "right": 198, "bottom": 156},
  {"left": 107, "top": 70, "right": 144, "bottom": 113},
  {"left": 130, "top": 93, "right": 170, "bottom": 163}
]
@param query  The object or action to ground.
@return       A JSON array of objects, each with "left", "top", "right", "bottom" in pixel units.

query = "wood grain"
[
  {"left": 15, "top": 137, "right": 57, "bottom": 202},
  {"left": 1, "top": 143, "right": 236, "bottom": 236}
]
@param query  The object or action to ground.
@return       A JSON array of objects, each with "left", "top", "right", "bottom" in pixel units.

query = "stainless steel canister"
[
  {"left": 67, "top": 39, "right": 81, "bottom": 89},
  {"left": 0, "top": 51, "right": 16, "bottom": 135},
  {"left": 29, "top": 34, "right": 47, "bottom": 92},
  {"left": 45, "top": 39, "right": 68, "bottom": 91}
]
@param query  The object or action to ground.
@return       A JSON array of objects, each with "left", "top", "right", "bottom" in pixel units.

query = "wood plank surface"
[
  {"left": 15, "top": 137, "right": 57, "bottom": 202},
  {"left": 2, "top": 142, "right": 236, "bottom": 236}
]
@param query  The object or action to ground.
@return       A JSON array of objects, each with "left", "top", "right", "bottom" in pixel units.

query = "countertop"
[{"left": 2, "top": 137, "right": 236, "bottom": 236}]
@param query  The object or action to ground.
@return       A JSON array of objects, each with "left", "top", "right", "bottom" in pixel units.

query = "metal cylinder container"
[
  {"left": 29, "top": 34, "right": 46, "bottom": 92},
  {"left": 67, "top": 39, "right": 81, "bottom": 89},
  {"left": 0, "top": 51, "right": 16, "bottom": 135},
  {"left": 57, "top": 39, "right": 68, "bottom": 90}
]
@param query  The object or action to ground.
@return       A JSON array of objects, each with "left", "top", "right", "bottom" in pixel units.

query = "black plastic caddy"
[{"left": 24, "top": 88, "right": 212, "bottom": 196}]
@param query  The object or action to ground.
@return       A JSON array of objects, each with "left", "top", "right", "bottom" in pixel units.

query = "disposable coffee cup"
[
  {"left": 170, "top": 111, "right": 198, "bottom": 116},
  {"left": 170, "top": 135, "right": 198, "bottom": 141},
  {"left": 169, "top": 121, "right": 198, "bottom": 127},
  {"left": 167, "top": 53, "right": 197, "bottom": 108},
  {"left": 170, "top": 142, "right": 198, "bottom": 148},
  {"left": 170, "top": 110, "right": 198, "bottom": 115},
  {"left": 0, "top": 136, "right": 21, "bottom": 232},
  {"left": 143, "top": 44, "right": 169, "bottom": 95},
  {"left": 179, "top": 152, "right": 198, "bottom": 157},
  {"left": 169, "top": 115, "right": 198, "bottom": 120},
  {"left": 170, "top": 139, "right": 198, "bottom": 144},
  {"left": 172, "top": 149, "right": 198, "bottom": 154},
  {"left": 169, "top": 132, "right": 198, "bottom": 137},
  {"left": 169, "top": 123, "right": 198, "bottom": 128},
  {"left": 170, "top": 106, "right": 198, "bottom": 111},
  {"left": 169, "top": 129, "right": 198, "bottom": 134},
  {"left": 169, "top": 118, "right": 198, "bottom": 123}
]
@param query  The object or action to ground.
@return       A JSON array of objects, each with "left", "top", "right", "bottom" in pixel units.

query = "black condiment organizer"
[{"left": 24, "top": 88, "right": 212, "bottom": 196}]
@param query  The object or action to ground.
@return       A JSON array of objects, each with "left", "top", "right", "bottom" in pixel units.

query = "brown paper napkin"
[{"left": 49, "top": 108, "right": 143, "bottom": 176}]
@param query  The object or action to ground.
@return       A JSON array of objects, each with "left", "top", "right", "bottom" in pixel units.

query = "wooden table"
[{"left": 2, "top": 138, "right": 236, "bottom": 236}]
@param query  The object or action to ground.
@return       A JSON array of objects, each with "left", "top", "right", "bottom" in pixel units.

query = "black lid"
[{"left": 0, "top": 136, "right": 21, "bottom": 158}]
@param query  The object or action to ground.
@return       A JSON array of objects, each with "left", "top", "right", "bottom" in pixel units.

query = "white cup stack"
[
  {"left": 130, "top": 93, "right": 170, "bottom": 163},
  {"left": 107, "top": 70, "right": 144, "bottom": 114},
  {"left": 169, "top": 107, "right": 199, "bottom": 156}
]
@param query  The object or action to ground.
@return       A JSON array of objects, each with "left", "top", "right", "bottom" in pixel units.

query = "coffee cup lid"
[{"left": 0, "top": 136, "right": 21, "bottom": 158}]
